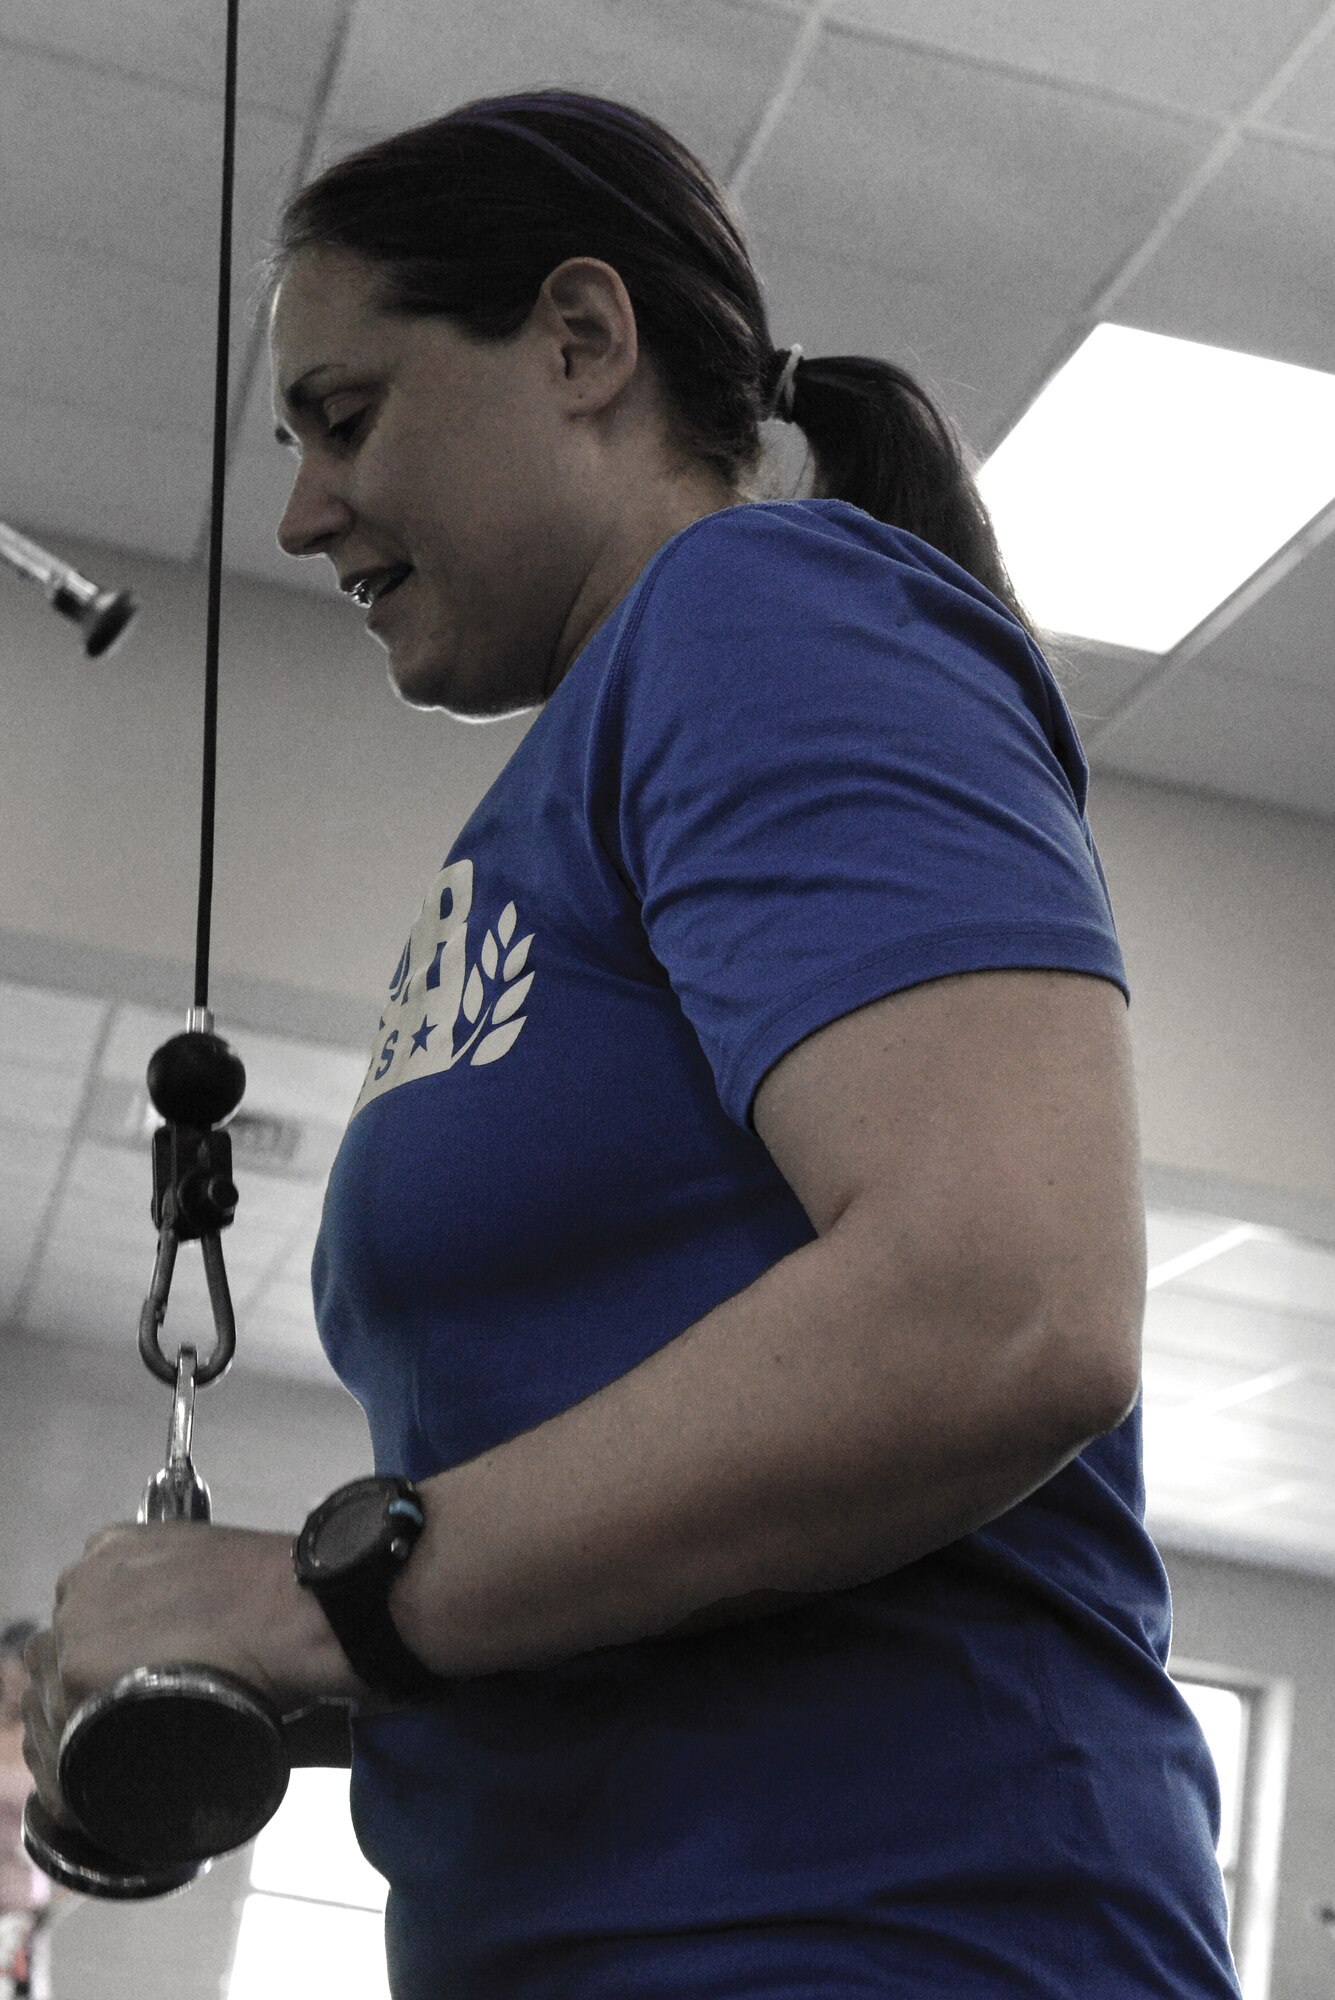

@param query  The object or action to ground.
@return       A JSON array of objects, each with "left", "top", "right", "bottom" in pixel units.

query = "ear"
[{"left": 534, "top": 257, "right": 639, "bottom": 414}]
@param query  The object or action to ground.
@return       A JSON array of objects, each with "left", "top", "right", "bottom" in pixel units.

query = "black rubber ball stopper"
[{"left": 147, "top": 1032, "right": 246, "bottom": 1128}]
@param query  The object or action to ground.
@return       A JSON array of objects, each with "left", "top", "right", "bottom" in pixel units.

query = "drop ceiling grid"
[
  {"left": 324, "top": 0, "right": 804, "bottom": 177},
  {"left": 0, "top": 25, "right": 323, "bottom": 560},
  {"left": 1176, "top": 1233, "right": 1335, "bottom": 1313},
  {"left": 1111, "top": 135, "right": 1335, "bottom": 381},
  {"left": 0, "top": 0, "right": 351, "bottom": 118},
  {"left": 0, "top": 1133, "right": 70, "bottom": 1329},
  {"left": 819, "top": 0, "right": 1335, "bottom": 123},
  {"left": 1187, "top": 532, "right": 1335, "bottom": 699},
  {"left": 1090, "top": 665, "right": 1335, "bottom": 830},
  {"left": 735, "top": 27, "right": 1218, "bottom": 464}
]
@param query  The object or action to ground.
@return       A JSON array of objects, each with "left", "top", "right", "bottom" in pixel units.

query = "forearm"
[{"left": 388, "top": 1209, "right": 1114, "bottom": 1679}]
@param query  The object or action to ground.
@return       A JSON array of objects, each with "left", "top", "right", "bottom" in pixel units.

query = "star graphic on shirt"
[{"left": 409, "top": 1016, "right": 437, "bottom": 1056}]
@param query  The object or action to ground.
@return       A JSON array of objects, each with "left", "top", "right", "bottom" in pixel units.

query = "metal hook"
[{"left": 137, "top": 1219, "right": 236, "bottom": 1389}]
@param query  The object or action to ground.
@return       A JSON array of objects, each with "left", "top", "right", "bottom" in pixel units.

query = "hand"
[
  {"left": 19, "top": 1521, "right": 316, "bottom": 1826},
  {"left": 19, "top": 1629, "right": 73, "bottom": 1832}
]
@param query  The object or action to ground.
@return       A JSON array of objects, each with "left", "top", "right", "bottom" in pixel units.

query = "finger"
[
  {"left": 22, "top": 1629, "right": 66, "bottom": 1745},
  {"left": 19, "top": 1683, "right": 75, "bottom": 1830},
  {"left": 82, "top": 1523, "right": 137, "bottom": 1559},
  {"left": 24, "top": 1627, "right": 55, "bottom": 1680}
]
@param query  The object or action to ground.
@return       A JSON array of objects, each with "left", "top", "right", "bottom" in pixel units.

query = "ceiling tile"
[
  {"left": 21, "top": 1264, "right": 173, "bottom": 1346},
  {"left": 0, "top": 1130, "right": 66, "bottom": 1223},
  {"left": 1170, "top": 1231, "right": 1335, "bottom": 1317},
  {"left": 1181, "top": 529, "right": 1335, "bottom": 700},
  {"left": 325, "top": 0, "right": 800, "bottom": 182},
  {"left": 743, "top": 31, "right": 1213, "bottom": 448},
  {"left": 1269, "top": 1483, "right": 1335, "bottom": 1531},
  {"left": 0, "top": 241, "right": 215, "bottom": 431},
  {"left": 257, "top": 1274, "right": 322, "bottom": 1325},
  {"left": 748, "top": 230, "right": 1077, "bottom": 457},
  {"left": 1148, "top": 1510, "right": 1335, "bottom": 1579},
  {"left": 99, "top": 1005, "right": 206, "bottom": 1085},
  {"left": 0, "top": 396, "right": 209, "bottom": 562},
  {"left": 0, "top": 1150, "right": 62, "bottom": 1321},
  {"left": 1113, "top": 133, "right": 1335, "bottom": 377},
  {"left": 0, "top": 0, "right": 345, "bottom": 118},
  {"left": 279, "top": 1240, "right": 325, "bottom": 1287},
  {"left": 1145, "top": 1208, "right": 1247, "bottom": 1268},
  {"left": 1144, "top": 1287, "right": 1335, "bottom": 1373},
  {"left": 0, "top": 51, "right": 304, "bottom": 290},
  {"left": 750, "top": 31, "right": 1211, "bottom": 280},
  {"left": 1232, "top": 1368, "right": 1335, "bottom": 1427},
  {"left": 1089, "top": 655, "right": 1335, "bottom": 823},
  {"left": 1257, "top": 19, "right": 1335, "bottom": 145},
  {"left": 1142, "top": 1348, "right": 1273, "bottom": 1408},
  {"left": 0, "top": 984, "right": 107, "bottom": 1063},
  {"left": 0, "top": 1059, "right": 86, "bottom": 1137},
  {"left": 228, "top": 1317, "right": 339, "bottom": 1385},
  {"left": 1143, "top": 1200, "right": 1247, "bottom": 1248},
  {"left": 1043, "top": 639, "right": 1162, "bottom": 730},
  {"left": 1146, "top": 1404, "right": 1333, "bottom": 1482},
  {"left": 824, "top": 0, "right": 1332, "bottom": 119}
]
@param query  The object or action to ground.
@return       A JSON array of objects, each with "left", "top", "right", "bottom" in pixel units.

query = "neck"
[{"left": 555, "top": 472, "right": 741, "bottom": 688}]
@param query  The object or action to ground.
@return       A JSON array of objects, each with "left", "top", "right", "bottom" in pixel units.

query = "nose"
[{"left": 276, "top": 452, "right": 354, "bottom": 559}]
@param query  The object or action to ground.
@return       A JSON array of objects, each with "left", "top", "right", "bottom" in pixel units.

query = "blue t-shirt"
[{"left": 312, "top": 500, "right": 1241, "bottom": 1999}]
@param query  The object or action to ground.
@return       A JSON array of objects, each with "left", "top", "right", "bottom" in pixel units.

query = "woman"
[{"left": 24, "top": 90, "right": 1241, "bottom": 1999}]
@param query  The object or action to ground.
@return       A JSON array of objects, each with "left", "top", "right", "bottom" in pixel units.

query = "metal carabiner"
[{"left": 137, "top": 1217, "right": 236, "bottom": 1388}]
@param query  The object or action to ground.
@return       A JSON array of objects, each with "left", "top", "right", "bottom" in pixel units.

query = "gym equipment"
[{"left": 20, "top": 0, "right": 352, "bottom": 1900}]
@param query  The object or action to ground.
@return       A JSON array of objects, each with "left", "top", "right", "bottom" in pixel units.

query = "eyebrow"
[{"left": 273, "top": 363, "right": 349, "bottom": 447}]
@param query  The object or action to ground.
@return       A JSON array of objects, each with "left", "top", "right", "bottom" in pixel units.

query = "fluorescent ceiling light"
[{"left": 976, "top": 323, "right": 1335, "bottom": 654}]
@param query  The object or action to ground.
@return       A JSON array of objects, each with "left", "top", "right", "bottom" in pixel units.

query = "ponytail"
[{"left": 776, "top": 353, "right": 1035, "bottom": 639}]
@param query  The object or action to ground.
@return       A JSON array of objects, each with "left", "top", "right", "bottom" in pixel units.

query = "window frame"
[{"left": 1171, "top": 1655, "right": 1294, "bottom": 2000}]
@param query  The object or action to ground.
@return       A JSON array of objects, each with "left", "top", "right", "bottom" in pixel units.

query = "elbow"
[
  {"left": 1041, "top": 1202, "right": 1148, "bottom": 1442},
  {"left": 1046, "top": 1291, "right": 1146, "bottom": 1442}
]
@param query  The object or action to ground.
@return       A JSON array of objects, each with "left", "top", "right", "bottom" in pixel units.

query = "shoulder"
[
  {"left": 608, "top": 498, "right": 1084, "bottom": 804},
  {"left": 648, "top": 497, "right": 938, "bottom": 592},
  {"left": 637, "top": 499, "right": 1032, "bottom": 660},
  {"left": 623, "top": 499, "right": 1052, "bottom": 707}
]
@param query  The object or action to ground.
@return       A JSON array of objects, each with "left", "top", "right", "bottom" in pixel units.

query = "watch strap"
[{"left": 295, "top": 1477, "right": 450, "bottom": 1703}]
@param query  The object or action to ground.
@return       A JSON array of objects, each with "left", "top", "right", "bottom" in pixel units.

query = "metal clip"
[
  {"left": 138, "top": 1217, "right": 236, "bottom": 1388},
  {"left": 140, "top": 1346, "right": 212, "bottom": 1523}
]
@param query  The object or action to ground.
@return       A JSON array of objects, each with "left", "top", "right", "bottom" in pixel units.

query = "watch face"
[{"left": 311, "top": 1483, "right": 389, "bottom": 1573}]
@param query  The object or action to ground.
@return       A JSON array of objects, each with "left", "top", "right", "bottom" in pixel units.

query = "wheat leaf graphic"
[
  {"left": 503, "top": 934, "right": 533, "bottom": 979},
  {"left": 472, "top": 1018, "right": 525, "bottom": 1065},
  {"left": 481, "top": 930, "right": 499, "bottom": 978},
  {"left": 491, "top": 971, "right": 533, "bottom": 1026},
  {"left": 497, "top": 901, "right": 517, "bottom": 946},
  {"left": 462, "top": 964, "right": 484, "bottom": 1024}
]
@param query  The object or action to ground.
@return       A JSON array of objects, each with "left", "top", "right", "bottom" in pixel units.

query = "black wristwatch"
[{"left": 293, "top": 1475, "right": 450, "bottom": 1703}]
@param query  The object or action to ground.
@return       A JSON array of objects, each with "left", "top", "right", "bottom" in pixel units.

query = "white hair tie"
[{"left": 768, "top": 344, "right": 804, "bottom": 422}]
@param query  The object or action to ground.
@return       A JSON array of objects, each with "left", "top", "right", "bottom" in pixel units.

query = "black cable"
[{"left": 195, "top": 0, "right": 240, "bottom": 1012}]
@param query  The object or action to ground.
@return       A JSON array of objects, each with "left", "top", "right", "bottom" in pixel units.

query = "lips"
[
  {"left": 365, "top": 566, "right": 413, "bottom": 630},
  {"left": 359, "top": 565, "right": 411, "bottom": 607}
]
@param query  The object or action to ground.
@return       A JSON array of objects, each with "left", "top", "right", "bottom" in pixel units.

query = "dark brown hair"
[{"left": 270, "top": 88, "right": 1035, "bottom": 638}]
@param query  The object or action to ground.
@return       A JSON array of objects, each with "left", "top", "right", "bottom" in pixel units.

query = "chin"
[{"left": 385, "top": 642, "right": 545, "bottom": 723}]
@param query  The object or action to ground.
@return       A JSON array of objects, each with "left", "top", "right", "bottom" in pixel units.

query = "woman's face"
[{"left": 267, "top": 246, "right": 619, "bottom": 720}]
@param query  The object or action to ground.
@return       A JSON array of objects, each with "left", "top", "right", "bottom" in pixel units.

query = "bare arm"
[
  {"left": 384, "top": 968, "right": 1145, "bottom": 1678},
  {"left": 30, "top": 968, "right": 1144, "bottom": 1737}
]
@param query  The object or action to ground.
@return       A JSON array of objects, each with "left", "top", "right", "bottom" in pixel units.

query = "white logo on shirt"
[{"left": 350, "top": 859, "right": 536, "bottom": 1118}]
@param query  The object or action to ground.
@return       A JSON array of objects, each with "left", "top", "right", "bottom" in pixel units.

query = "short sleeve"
[{"left": 598, "top": 502, "right": 1129, "bottom": 1132}]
